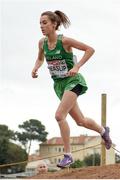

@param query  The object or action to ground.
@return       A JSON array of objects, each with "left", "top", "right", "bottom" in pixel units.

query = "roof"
[{"left": 41, "top": 135, "right": 99, "bottom": 145}]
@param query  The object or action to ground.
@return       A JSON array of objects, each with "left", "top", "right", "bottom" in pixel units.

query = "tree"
[
  {"left": 15, "top": 119, "right": 48, "bottom": 155},
  {"left": 0, "top": 124, "right": 15, "bottom": 140},
  {"left": 84, "top": 153, "right": 100, "bottom": 166},
  {"left": 0, "top": 137, "right": 9, "bottom": 164},
  {"left": 1, "top": 142, "right": 28, "bottom": 174},
  {"left": 70, "top": 160, "right": 84, "bottom": 168},
  {"left": 0, "top": 125, "right": 15, "bottom": 164},
  {"left": 115, "top": 153, "right": 120, "bottom": 163},
  {"left": 0, "top": 124, "right": 28, "bottom": 174}
]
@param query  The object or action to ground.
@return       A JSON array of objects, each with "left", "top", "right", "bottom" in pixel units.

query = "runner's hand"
[
  {"left": 32, "top": 69, "right": 38, "bottom": 78},
  {"left": 67, "top": 65, "right": 79, "bottom": 76}
]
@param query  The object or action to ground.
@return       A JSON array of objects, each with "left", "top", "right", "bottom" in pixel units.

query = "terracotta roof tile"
[{"left": 41, "top": 135, "right": 99, "bottom": 145}]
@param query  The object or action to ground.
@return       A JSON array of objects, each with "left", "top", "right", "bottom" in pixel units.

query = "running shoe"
[
  {"left": 102, "top": 126, "right": 112, "bottom": 149},
  {"left": 57, "top": 154, "right": 73, "bottom": 168}
]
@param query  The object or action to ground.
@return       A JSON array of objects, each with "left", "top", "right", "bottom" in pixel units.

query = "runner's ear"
[{"left": 53, "top": 22, "right": 57, "bottom": 29}]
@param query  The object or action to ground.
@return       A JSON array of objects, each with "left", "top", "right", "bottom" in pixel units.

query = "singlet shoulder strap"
[
  {"left": 57, "top": 34, "right": 63, "bottom": 41},
  {"left": 56, "top": 34, "right": 63, "bottom": 48},
  {"left": 44, "top": 37, "right": 48, "bottom": 42},
  {"left": 43, "top": 37, "right": 48, "bottom": 50},
  {"left": 43, "top": 37, "right": 48, "bottom": 44}
]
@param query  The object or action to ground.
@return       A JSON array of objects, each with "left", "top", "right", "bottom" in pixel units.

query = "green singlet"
[{"left": 43, "top": 34, "right": 88, "bottom": 99}]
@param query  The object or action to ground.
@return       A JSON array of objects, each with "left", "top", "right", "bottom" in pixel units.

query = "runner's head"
[{"left": 40, "top": 10, "right": 70, "bottom": 35}]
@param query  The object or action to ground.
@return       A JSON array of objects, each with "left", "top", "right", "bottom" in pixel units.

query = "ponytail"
[{"left": 54, "top": 10, "right": 71, "bottom": 29}]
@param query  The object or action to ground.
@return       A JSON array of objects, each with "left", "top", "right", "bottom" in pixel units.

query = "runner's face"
[{"left": 40, "top": 15, "right": 55, "bottom": 36}]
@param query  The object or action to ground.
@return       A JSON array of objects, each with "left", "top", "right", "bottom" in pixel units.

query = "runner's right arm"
[{"left": 32, "top": 38, "right": 44, "bottom": 78}]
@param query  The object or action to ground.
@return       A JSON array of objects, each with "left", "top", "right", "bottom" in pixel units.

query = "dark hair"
[{"left": 41, "top": 10, "right": 71, "bottom": 30}]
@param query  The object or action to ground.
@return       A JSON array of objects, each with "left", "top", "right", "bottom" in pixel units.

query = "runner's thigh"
[{"left": 56, "top": 90, "right": 77, "bottom": 117}]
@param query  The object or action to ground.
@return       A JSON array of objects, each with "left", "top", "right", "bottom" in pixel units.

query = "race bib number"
[{"left": 47, "top": 59, "right": 68, "bottom": 78}]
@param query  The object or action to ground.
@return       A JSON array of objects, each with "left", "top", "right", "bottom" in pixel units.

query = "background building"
[{"left": 39, "top": 135, "right": 115, "bottom": 165}]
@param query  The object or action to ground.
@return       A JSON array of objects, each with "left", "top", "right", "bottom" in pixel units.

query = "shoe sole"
[{"left": 57, "top": 162, "right": 73, "bottom": 168}]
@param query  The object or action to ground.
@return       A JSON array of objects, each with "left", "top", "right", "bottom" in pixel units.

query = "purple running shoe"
[
  {"left": 102, "top": 126, "right": 112, "bottom": 150},
  {"left": 57, "top": 154, "right": 73, "bottom": 168}
]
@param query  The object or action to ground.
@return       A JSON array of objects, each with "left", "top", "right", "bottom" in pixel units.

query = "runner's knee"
[{"left": 55, "top": 111, "right": 65, "bottom": 122}]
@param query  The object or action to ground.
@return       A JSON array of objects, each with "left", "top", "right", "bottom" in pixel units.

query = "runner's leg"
[
  {"left": 69, "top": 102, "right": 112, "bottom": 149},
  {"left": 69, "top": 101, "right": 103, "bottom": 133},
  {"left": 55, "top": 90, "right": 77, "bottom": 153}
]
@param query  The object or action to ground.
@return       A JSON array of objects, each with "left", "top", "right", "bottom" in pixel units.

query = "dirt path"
[{"left": 30, "top": 164, "right": 120, "bottom": 179}]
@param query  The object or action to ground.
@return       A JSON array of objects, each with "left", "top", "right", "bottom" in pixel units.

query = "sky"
[{"left": 1, "top": 0, "right": 120, "bottom": 154}]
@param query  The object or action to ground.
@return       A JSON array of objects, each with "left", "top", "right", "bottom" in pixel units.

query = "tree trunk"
[{"left": 27, "top": 140, "right": 32, "bottom": 159}]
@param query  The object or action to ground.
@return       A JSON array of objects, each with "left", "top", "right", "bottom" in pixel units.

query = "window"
[
  {"left": 58, "top": 158, "right": 61, "bottom": 162},
  {"left": 59, "top": 147, "right": 61, "bottom": 152}
]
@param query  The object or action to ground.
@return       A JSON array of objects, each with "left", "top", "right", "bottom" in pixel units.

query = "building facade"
[{"left": 39, "top": 135, "right": 115, "bottom": 165}]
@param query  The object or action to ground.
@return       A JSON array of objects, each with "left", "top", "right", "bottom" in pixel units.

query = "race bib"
[{"left": 47, "top": 59, "right": 68, "bottom": 78}]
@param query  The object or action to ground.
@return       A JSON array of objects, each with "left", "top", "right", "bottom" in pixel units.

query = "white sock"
[
  {"left": 100, "top": 127, "right": 105, "bottom": 136},
  {"left": 64, "top": 152, "right": 72, "bottom": 157}
]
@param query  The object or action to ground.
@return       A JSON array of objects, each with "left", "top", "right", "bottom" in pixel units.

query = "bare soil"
[{"left": 30, "top": 164, "right": 120, "bottom": 179}]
